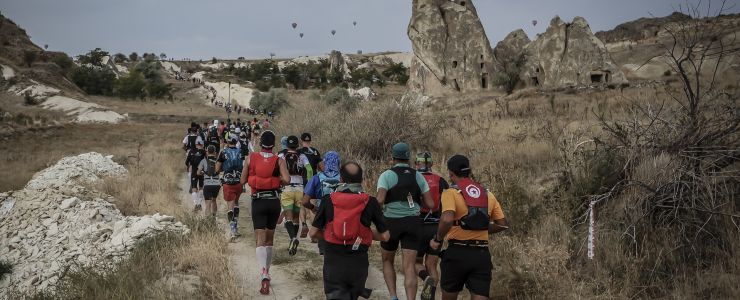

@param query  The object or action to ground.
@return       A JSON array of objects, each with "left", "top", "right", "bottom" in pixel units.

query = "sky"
[{"left": 2, "top": 0, "right": 738, "bottom": 60}]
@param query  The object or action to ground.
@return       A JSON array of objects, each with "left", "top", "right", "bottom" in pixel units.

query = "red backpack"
[
  {"left": 324, "top": 192, "right": 373, "bottom": 247},
  {"left": 454, "top": 178, "right": 490, "bottom": 230},
  {"left": 420, "top": 172, "right": 442, "bottom": 214}
]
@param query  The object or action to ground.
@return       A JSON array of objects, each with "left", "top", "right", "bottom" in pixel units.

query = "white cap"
[
  {"left": 235, "top": 128, "right": 241, "bottom": 134},
  {"left": 213, "top": 120, "right": 219, "bottom": 126}
]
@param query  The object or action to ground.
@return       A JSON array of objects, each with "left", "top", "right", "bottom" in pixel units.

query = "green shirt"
[{"left": 377, "top": 163, "right": 431, "bottom": 218}]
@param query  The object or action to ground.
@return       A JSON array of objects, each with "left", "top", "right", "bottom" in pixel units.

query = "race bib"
[
  {"left": 407, "top": 192, "right": 415, "bottom": 209},
  {"left": 204, "top": 178, "right": 221, "bottom": 186}
]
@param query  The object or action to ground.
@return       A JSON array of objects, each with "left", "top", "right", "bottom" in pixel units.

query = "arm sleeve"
[
  {"left": 416, "top": 172, "right": 431, "bottom": 193},
  {"left": 440, "top": 189, "right": 457, "bottom": 213},
  {"left": 367, "top": 197, "right": 388, "bottom": 232},
  {"left": 489, "top": 192, "right": 506, "bottom": 220}
]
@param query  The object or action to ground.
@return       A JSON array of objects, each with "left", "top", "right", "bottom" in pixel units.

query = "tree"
[
  {"left": 381, "top": 62, "right": 409, "bottom": 85},
  {"left": 211, "top": 57, "right": 218, "bottom": 64},
  {"left": 250, "top": 88, "right": 289, "bottom": 113},
  {"left": 44, "top": 44, "right": 48, "bottom": 50},
  {"left": 77, "top": 48, "right": 109, "bottom": 66},
  {"left": 115, "top": 70, "right": 146, "bottom": 99},
  {"left": 52, "top": 54, "right": 74, "bottom": 73},
  {"left": 159, "top": 53, "right": 167, "bottom": 60},
  {"left": 493, "top": 49, "right": 526, "bottom": 94},
  {"left": 129, "top": 52, "right": 139, "bottom": 62},
  {"left": 113, "top": 53, "right": 127, "bottom": 63},
  {"left": 70, "top": 66, "right": 116, "bottom": 95},
  {"left": 23, "top": 50, "right": 37, "bottom": 67}
]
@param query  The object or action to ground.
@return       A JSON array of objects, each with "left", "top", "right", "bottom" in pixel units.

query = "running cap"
[
  {"left": 300, "top": 132, "right": 312, "bottom": 142},
  {"left": 287, "top": 135, "right": 300, "bottom": 149},
  {"left": 392, "top": 143, "right": 411, "bottom": 160},
  {"left": 280, "top": 136, "right": 288, "bottom": 149},
  {"left": 261, "top": 130, "right": 276, "bottom": 148},
  {"left": 447, "top": 155, "right": 471, "bottom": 176},
  {"left": 206, "top": 145, "right": 216, "bottom": 153},
  {"left": 235, "top": 127, "right": 241, "bottom": 134}
]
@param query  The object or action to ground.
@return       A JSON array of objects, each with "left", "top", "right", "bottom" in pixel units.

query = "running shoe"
[
  {"left": 420, "top": 276, "right": 436, "bottom": 300},
  {"left": 288, "top": 238, "right": 300, "bottom": 256},
  {"left": 260, "top": 278, "right": 270, "bottom": 295}
]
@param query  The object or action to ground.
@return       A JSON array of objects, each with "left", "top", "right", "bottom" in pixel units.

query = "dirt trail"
[{"left": 180, "top": 175, "right": 413, "bottom": 299}]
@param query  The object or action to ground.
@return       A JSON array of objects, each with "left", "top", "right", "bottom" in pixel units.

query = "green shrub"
[
  {"left": 128, "top": 52, "right": 138, "bottom": 62},
  {"left": 146, "top": 79, "right": 172, "bottom": 99},
  {"left": 250, "top": 88, "right": 288, "bottom": 113},
  {"left": 76, "top": 48, "right": 108, "bottom": 66},
  {"left": 23, "top": 50, "right": 37, "bottom": 67},
  {"left": 382, "top": 62, "right": 408, "bottom": 85},
  {"left": 71, "top": 66, "right": 116, "bottom": 95},
  {"left": 52, "top": 54, "right": 74, "bottom": 73},
  {"left": 323, "top": 87, "right": 360, "bottom": 111},
  {"left": 23, "top": 91, "right": 40, "bottom": 106},
  {"left": 115, "top": 70, "right": 146, "bottom": 99}
]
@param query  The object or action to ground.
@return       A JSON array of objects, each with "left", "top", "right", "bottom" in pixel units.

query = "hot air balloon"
[
  {"left": 331, "top": 30, "right": 336, "bottom": 36},
  {"left": 353, "top": 21, "right": 357, "bottom": 26},
  {"left": 292, "top": 22, "right": 298, "bottom": 29},
  {"left": 299, "top": 33, "right": 304, "bottom": 38},
  {"left": 532, "top": 20, "right": 538, "bottom": 27}
]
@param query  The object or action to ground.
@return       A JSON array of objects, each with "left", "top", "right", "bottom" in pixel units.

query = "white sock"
[
  {"left": 197, "top": 190, "right": 204, "bottom": 205},
  {"left": 256, "top": 246, "right": 267, "bottom": 274},
  {"left": 191, "top": 192, "right": 198, "bottom": 205},
  {"left": 265, "top": 246, "right": 273, "bottom": 273}
]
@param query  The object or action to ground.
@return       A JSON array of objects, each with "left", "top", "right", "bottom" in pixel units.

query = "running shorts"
[
  {"left": 252, "top": 194, "right": 281, "bottom": 230},
  {"left": 380, "top": 216, "right": 421, "bottom": 252},
  {"left": 190, "top": 174, "right": 204, "bottom": 190},
  {"left": 222, "top": 184, "right": 243, "bottom": 202},
  {"left": 280, "top": 185, "right": 303, "bottom": 212},
  {"left": 203, "top": 185, "right": 221, "bottom": 200},
  {"left": 417, "top": 223, "right": 440, "bottom": 257},
  {"left": 440, "top": 245, "right": 492, "bottom": 297},
  {"left": 323, "top": 251, "right": 370, "bottom": 300}
]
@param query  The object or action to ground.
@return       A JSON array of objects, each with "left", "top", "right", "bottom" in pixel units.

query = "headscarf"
[
  {"left": 323, "top": 151, "right": 340, "bottom": 177},
  {"left": 280, "top": 136, "right": 288, "bottom": 151}
]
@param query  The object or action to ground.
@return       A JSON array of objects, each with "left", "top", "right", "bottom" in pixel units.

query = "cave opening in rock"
[
  {"left": 452, "top": 61, "right": 458, "bottom": 68},
  {"left": 481, "top": 73, "right": 488, "bottom": 89},
  {"left": 453, "top": 79, "right": 460, "bottom": 91},
  {"left": 531, "top": 77, "right": 540, "bottom": 86},
  {"left": 590, "top": 73, "right": 604, "bottom": 83}
]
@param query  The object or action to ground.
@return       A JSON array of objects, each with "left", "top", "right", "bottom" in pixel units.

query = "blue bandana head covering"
[
  {"left": 323, "top": 151, "right": 340, "bottom": 177},
  {"left": 280, "top": 136, "right": 288, "bottom": 150}
]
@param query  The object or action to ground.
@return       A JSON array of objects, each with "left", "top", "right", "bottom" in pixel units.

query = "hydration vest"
[
  {"left": 185, "top": 135, "right": 198, "bottom": 151},
  {"left": 324, "top": 192, "right": 373, "bottom": 247},
  {"left": 284, "top": 151, "right": 304, "bottom": 177},
  {"left": 420, "top": 172, "right": 442, "bottom": 214},
  {"left": 247, "top": 151, "right": 281, "bottom": 191},
  {"left": 453, "top": 178, "right": 490, "bottom": 231},
  {"left": 385, "top": 166, "right": 421, "bottom": 205},
  {"left": 221, "top": 147, "right": 243, "bottom": 185},
  {"left": 318, "top": 172, "right": 341, "bottom": 199},
  {"left": 203, "top": 157, "right": 221, "bottom": 186}
]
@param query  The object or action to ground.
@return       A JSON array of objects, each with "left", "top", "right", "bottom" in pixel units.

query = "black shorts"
[
  {"left": 417, "top": 223, "right": 440, "bottom": 257},
  {"left": 203, "top": 185, "right": 221, "bottom": 200},
  {"left": 251, "top": 195, "right": 281, "bottom": 230},
  {"left": 440, "top": 245, "right": 492, "bottom": 297},
  {"left": 190, "top": 175, "right": 204, "bottom": 190},
  {"left": 323, "top": 251, "right": 370, "bottom": 300},
  {"left": 380, "top": 216, "right": 421, "bottom": 252}
]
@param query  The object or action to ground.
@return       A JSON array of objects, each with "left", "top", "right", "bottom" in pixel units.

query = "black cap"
[
  {"left": 261, "top": 130, "right": 276, "bottom": 148},
  {"left": 447, "top": 155, "right": 471, "bottom": 176},
  {"left": 301, "top": 133, "right": 312, "bottom": 142},
  {"left": 287, "top": 135, "right": 300, "bottom": 149}
]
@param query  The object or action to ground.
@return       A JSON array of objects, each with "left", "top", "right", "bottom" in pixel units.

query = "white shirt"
[{"left": 182, "top": 135, "right": 204, "bottom": 146}]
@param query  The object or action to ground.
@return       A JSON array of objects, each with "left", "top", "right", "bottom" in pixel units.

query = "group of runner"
[{"left": 181, "top": 121, "right": 509, "bottom": 300}]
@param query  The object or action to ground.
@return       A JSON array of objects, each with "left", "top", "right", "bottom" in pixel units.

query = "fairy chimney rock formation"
[
  {"left": 523, "top": 16, "right": 627, "bottom": 88},
  {"left": 407, "top": 0, "right": 496, "bottom": 98}
]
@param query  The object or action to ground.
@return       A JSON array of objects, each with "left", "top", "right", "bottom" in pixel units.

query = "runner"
[
  {"left": 241, "top": 130, "right": 290, "bottom": 295},
  {"left": 298, "top": 132, "right": 321, "bottom": 237},
  {"left": 216, "top": 137, "right": 245, "bottom": 239},
  {"left": 415, "top": 152, "right": 449, "bottom": 300},
  {"left": 278, "top": 136, "right": 313, "bottom": 256},
  {"left": 198, "top": 145, "right": 221, "bottom": 217},
  {"left": 429, "top": 155, "right": 509, "bottom": 300},
  {"left": 182, "top": 127, "right": 203, "bottom": 154},
  {"left": 376, "top": 142, "right": 434, "bottom": 300},
  {"left": 248, "top": 125, "right": 261, "bottom": 153},
  {"left": 207, "top": 120, "right": 221, "bottom": 154},
  {"left": 238, "top": 132, "right": 249, "bottom": 157},
  {"left": 302, "top": 151, "right": 341, "bottom": 255},
  {"left": 310, "top": 162, "right": 389, "bottom": 300},
  {"left": 187, "top": 139, "right": 207, "bottom": 211}
]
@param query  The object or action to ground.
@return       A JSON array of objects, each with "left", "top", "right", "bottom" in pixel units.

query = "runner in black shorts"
[
  {"left": 187, "top": 140, "right": 206, "bottom": 211},
  {"left": 415, "top": 152, "right": 449, "bottom": 300},
  {"left": 197, "top": 145, "right": 221, "bottom": 217},
  {"left": 381, "top": 216, "right": 422, "bottom": 251},
  {"left": 241, "top": 131, "right": 290, "bottom": 295}
]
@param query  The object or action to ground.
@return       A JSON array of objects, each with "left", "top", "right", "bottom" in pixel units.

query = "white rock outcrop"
[{"left": 0, "top": 153, "right": 189, "bottom": 296}]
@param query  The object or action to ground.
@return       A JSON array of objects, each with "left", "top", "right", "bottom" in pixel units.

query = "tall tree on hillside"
[
  {"left": 23, "top": 50, "right": 37, "bottom": 67},
  {"left": 129, "top": 52, "right": 139, "bottom": 62},
  {"left": 77, "top": 48, "right": 109, "bottom": 66},
  {"left": 160, "top": 53, "right": 167, "bottom": 60},
  {"left": 114, "top": 53, "right": 127, "bottom": 63}
]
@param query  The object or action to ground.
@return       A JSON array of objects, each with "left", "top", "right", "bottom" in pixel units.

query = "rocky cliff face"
[
  {"left": 407, "top": 0, "right": 496, "bottom": 98},
  {"left": 328, "top": 50, "right": 351, "bottom": 81},
  {"left": 523, "top": 16, "right": 627, "bottom": 88}
]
